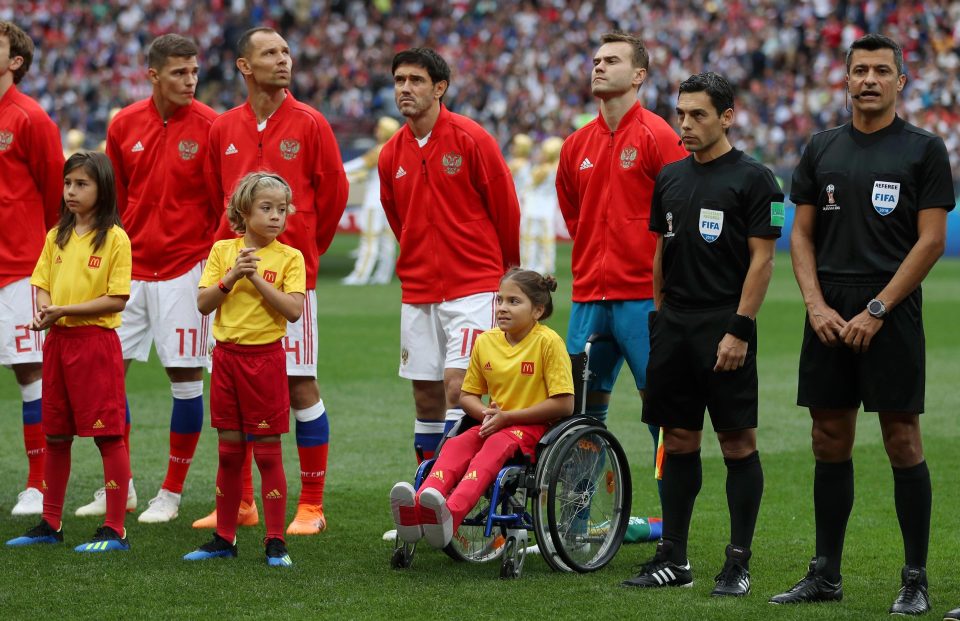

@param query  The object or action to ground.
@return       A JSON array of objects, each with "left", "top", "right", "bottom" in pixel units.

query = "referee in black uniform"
[
  {"left": 621, "top": 72, "right": 782, "bottom": 597},
  {"left": 769, "top": 34, "right": 955, "bottom": 616}
]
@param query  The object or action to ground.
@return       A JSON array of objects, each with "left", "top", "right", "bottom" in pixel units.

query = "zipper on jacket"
[{"left": 600, "top": 130, "right": 615, "bottom": 299}]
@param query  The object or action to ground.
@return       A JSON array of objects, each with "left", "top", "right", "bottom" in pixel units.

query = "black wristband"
[{"left": 726, "top": 313, "right": 754, "bottom": 341}]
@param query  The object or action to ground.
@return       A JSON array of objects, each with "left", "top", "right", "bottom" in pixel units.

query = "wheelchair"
[{"left": 391, "top": 334, "right": 632, "bottom": 578}]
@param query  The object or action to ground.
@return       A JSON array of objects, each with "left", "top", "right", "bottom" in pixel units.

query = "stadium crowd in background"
[{"left": 6, "top": 0, "right": 959, "bottom": 184}]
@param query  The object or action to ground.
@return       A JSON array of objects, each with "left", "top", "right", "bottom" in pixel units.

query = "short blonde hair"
[{"left": 227, "top": 172, "right": 294, "bottom": 234}]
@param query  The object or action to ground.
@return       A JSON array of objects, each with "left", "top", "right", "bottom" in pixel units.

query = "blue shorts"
[{"left": 566, "top": 299, "right": 655, "bottom": 392}]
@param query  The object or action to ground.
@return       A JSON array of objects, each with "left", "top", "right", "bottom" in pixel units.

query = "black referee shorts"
[
  {"left": 642, "top": 304, "right": 758, "bottom": 432},
  {"left": 798, "top": 281, "right": 924, "bottom": 413}
]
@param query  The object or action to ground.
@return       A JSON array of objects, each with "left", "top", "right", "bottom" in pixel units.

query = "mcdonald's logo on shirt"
[{"left": 520, "top": 361, "right": 535, "bottom": 376}]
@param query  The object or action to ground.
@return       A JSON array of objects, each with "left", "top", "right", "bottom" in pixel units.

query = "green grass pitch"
[{"left": 0, "top": 237, "right": 957, "bottom": 620}]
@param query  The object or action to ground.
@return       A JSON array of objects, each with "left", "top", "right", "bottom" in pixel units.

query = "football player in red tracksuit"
[
  {"left": 0, "top": 21, "right": 64, "bottom": 517},
  {"left": 203, "top": 27, "right": 348, "bottom": 536},
  {"left": 377, "top": 48, "right": 521, "bottom": 525},
  {"left": 83, "top": 34, "right": 219, "bottom": 525},
  {"left": 556, "top": 32, "right": 686, "bottom": 495}
]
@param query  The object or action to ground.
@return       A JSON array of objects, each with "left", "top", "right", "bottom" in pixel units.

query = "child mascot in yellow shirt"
[
  {"left": 391, "top": 268, "right": 574, "bottom": 549},
  {"left": 8, "top": 152, "right": 133, "bottom": 552},
  {"left": 184, "top": 172, "right": 305, "bottom": 567}
]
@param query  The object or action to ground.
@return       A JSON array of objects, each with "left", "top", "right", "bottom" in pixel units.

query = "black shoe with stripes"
[
  {"left": 889, "top": 566, "right": 930, "bottom": 616},
  {"left": 769, "top": 557, "right": 842, "bottom": 604},
  {"left": 711, "top": 545, "right": 752, "bottom": 597},
  {"left": 621, "top": 540, "right": 693, "bottom": 588}
]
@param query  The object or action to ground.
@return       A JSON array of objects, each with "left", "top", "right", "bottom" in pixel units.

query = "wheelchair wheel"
[
  {"left": 545, "top": 426, "right": 632, "bottom": 573},
  {"left": 391, "top": 543, "right": 415, "bottom": 569},
  {"left": 442, "top": 495, "right": 506, "bottom": 563},
  {"left": 499, "top": 535, "right": 524, "bottom": 579},
  {"left": 531, "top": 420, "right": 596, "bottom": 572}
]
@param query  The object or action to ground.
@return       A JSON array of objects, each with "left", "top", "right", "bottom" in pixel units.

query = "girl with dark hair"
[
  {"left": 390, "top": 268, "right": 574, "bottom": 550},
  {"left": 7, "top": 151, "right": 133, "bottom": 552}
]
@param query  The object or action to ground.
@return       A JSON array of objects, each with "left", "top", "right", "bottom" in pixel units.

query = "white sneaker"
[
  {"left": 137, "top": 489, "right": 181, "bottom": 523},
  {"left": 11, "top": 487, "right": 43, "bottom": 516},
  {"left": 418, "top": 487, "right": 453, "bottom": 549},
  {"left": 389, "top": 482, "right": 422, "bottom": 544},
  {"left": 382, "top": 529, "right": 398, "bottom": 542},
  {"left": 75, "top": 479, "right": 137, "bottom": 516}
]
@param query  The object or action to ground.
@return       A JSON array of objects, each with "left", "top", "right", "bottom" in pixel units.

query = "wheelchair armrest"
[{"left": 446, "top": 414, "right": 479, "bottom": 437}]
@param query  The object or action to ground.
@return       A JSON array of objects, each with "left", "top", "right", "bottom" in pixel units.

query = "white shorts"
[
  {"left": 0, "top": 278, "right": 44, "bottom": 366},
  {"left": 282, "top": 289, "right": 319, "bottom": 377},
  {"left": 118, "top": 262, "right": 212, "bottom": 370},
  {"left": 399, "top": 292, "right": 496, "bottom": 381}
]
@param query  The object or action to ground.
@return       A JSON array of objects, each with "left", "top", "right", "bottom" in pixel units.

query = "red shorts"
[
  {"left": 42, "top": 325, "right": 126, "bottom": 437},
  {"left": 210, "top": 340, "right": 289, "bottom": 435}
]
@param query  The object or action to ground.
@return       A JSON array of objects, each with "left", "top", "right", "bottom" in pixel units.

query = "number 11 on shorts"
[{"left": 176, "top": 328, "right": 199, "bottom": 357}]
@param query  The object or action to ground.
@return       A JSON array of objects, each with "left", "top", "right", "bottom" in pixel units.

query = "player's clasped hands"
[
  {"left": 30, "top": 304, "right": 63, "bottom": 331},
  {"left": 479, "top": 401, "right": 508, "bottom": 438},
  {"left": 231, "top": 247, "right": 261, "bottom": 279}
]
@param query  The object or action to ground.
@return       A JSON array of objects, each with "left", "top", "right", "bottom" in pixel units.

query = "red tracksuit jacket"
[
  {"left": 556, "top": 101, "right": 686, "bottom": 301},
  {"left": 107, "top": 98, "right": 219, "bottom": 281},
  {"left": 206, "top": 91, "right": 348, "bottom": 289},
  {"left": 378, "top": 105, "right": 520, "bottom": 304},
  {"left": 0, "top": 85, "right": 63, "bottom": 286}
]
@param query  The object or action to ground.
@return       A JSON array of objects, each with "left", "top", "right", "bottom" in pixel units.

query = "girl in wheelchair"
[{"left": 391, "top": 268, "right": 574, "bottom": 550}]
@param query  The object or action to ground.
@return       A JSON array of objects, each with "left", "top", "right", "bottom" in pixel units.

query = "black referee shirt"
[
  {"left": 791, "top": 116, "right": 955, "bottom": 280},
  {"left": 650, "top": 148, "right": 783, "bottom": 309}
]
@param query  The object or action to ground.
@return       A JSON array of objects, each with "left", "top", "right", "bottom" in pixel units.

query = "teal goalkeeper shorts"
[{"left": 566, "top": 299, "right": 655, "bottom": 393}]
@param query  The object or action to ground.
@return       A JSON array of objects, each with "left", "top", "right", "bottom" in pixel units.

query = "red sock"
[
  {"left": 41, "top": 439, "right": 72, "bottom": 531},
  {"left": 241, "top": 442, "right": 255, "bottom": 505},
  {"left": 215, "top": 439, "right": 246, "bottom": 543},
  {"left": 96, "top": 436, "right": 131, "bottom": 535},
  {"left": 23, "top": 422, "right": 46, "bottom": 490},
  {"left": 296, "top": 443, "right": 328, "bottom": 506},
  {"left": 254, "top": 441, "right": 287, "bottom": 541},
  {"left": 162, "top": 432, "right": 201, "bottom": 494},
  {"left": 124, "top": 422, "right": 132, "bottom": 477}
]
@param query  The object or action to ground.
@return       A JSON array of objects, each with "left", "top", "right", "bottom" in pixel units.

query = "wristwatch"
[{"left": 867, "top": 298, "right": 887, "bottom": 319}]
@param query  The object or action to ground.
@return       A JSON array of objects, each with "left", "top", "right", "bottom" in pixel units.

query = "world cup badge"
[
  {"left": 279, "top": 139, "right": 301, "bottom": 161},
  {"left": 665, "top": 212, "right": 675, "bottom": 238},
  {"left": 0, "top": 130, "right": 13, "bottom": 152},
  {"left": 178, "top": 140, "right": 199, "bottom": 161},
  {"left": 441, "top": 152, "right": 463, "bottom": 175},
  {"left": 823, "top": 183, "right": 840, "bottom": 211},
  {"left": 401, "top": 348, "right": 409, "bottom": 366},
  {"left": 620, "top": 146, "right": 638, "bottom": 169}
]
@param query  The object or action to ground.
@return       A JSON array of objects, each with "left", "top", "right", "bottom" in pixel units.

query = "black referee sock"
[
  {"left": 893, "top": 460, "right": 931, "bottom": 569},
  {"left": 814, "top": 459, "right": 854, "bottom": 581},
  {"left": 724, "top": 451, "right": 763, "bottom": 567},
  {"left": 661, "top": 449, "right": 702, "bottom": 566}
]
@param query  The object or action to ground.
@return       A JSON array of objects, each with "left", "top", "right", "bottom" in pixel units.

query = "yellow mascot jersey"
[
  {"left": 199, "top": 238, "right": 306, "bottom": 344},
  {"left": 462, "top": 323, "right": 573, "bottom": 411},
  {"left": 30, "top": 225, "right": 132, "bottom": 328}
]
